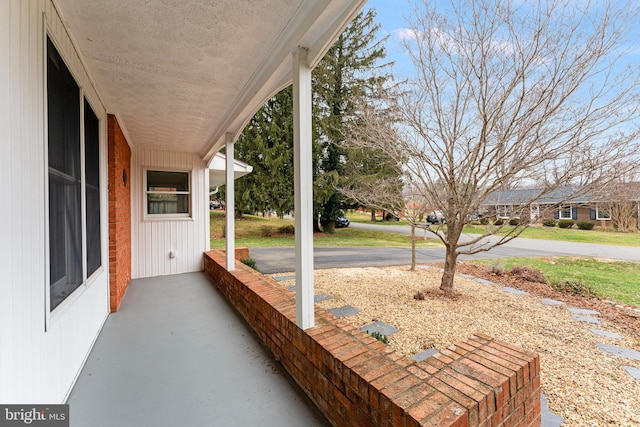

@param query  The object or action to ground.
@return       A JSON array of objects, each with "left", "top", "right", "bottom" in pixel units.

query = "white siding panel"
[
  {"left": 0, "top": 0, "right": 109, "bottom": 404},
  {"left": 131, "top": 148, "right": 207, "bottom": 278}
]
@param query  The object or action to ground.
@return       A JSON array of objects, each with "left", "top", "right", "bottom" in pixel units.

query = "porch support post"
[
  {"left": 225, "top": 133, "right": 235, "bottom": 271},
  {"left": 293, "top": 47, "right": 314, "bottom": 329}
]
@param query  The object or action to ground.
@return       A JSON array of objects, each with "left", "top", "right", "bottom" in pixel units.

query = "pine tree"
[
  {"left": 229, "top": 8, "right": 394, "bottom": 226},
  {"left": 312, "top": 8, "right": 391, "bottom": 232},
  {"left": 232, "top": 87, "right": 294, "bottom": 218}
]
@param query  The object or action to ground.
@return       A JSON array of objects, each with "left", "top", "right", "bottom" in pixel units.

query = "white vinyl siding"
[
  {"left": 0, "top": 0, "right": 108, "bottom": 404},
  {"left": 132, "top": 149, "right": 209, "bottom": 278}
]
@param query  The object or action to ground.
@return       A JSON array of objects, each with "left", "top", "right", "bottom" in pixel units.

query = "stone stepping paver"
[
  {"left": 501, "top": 287, "right": 529, "bottom": 295},
  {"left": 572, "top": 314, "right": 601, "bottom": 325},
  {"left": 568, "top": 307, "right": 600, "bottom": 316},
  {"left": 622, "top": 366, "right": 640, "bottom": 379},
  {"left": 541, "top": 298, "right": 565, "bottom": 306},
  {"left": 541, "top": 394, "right": 564, "bottom": 427},
  {"left": 360, "top": 321, "right": 398, "bottom": 337},
  {"left": 474, "top": 278, "right": 495, "bottom": 285},
  {"left": 589, "top": 328, "right": 622, "bottom": 339},
  {"left": 596, "top": 343, "right": 640, "bottom": 361},
  {"left": 314, "top": 293, "right": 333, "bottom": 303},
  {"left": 412, "top": 348, "right": 439, "bottom": 362},
  {"left": 286, "top": 285, "right": 296, "bottom": 292},
  {"left": 273, "top": 275, "right": 296, "bottom": 282},
  {"left": 327, "top": 306, "right": 360, "bottom": 317}
]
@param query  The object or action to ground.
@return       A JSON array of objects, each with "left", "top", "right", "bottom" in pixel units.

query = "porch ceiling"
[{"left": 54, "top": 0, "right": 365, "bottom": 163}]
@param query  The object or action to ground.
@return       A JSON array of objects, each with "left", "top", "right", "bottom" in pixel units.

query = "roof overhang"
[
  {"left": 53, "top": 0, "right": 366, "bottom": 164},
  {"left": 209, "top": 152, "right": 253, "bottom": 190}
]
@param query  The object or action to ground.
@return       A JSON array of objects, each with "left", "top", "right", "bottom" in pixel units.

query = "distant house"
[{"left": 481, "top": 186, "right": 640, "bottom": 228}]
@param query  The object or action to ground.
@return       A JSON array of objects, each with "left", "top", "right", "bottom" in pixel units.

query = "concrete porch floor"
[{"left": 67, "top": 272, "right": 329, "bottom": 427}]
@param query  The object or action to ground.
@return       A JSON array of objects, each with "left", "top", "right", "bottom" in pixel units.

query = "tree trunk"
[
  {"left": 440, "top": 245, "right": 458, "bottom": 295},
  {"left": 313, "top": 213, "right": 322, "bottom": 233},
  {"left": 370, "top": 209, "right": 376, "bottom": 222},
  {"left": 410, "top": 224, "right": 416, "bottom": 271}
]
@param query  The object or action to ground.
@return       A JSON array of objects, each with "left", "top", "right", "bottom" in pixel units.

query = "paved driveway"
[{"left": 250, "top": 223, "right": 640, "bottom": 274}]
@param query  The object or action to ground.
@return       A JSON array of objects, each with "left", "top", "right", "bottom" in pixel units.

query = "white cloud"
[{"left": 395, "top": 28, "right": 420, "bottom": 41}]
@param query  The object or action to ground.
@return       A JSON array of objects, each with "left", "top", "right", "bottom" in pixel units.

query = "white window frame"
[
  {"left": 496, "top": 205, "right": 509, "bottom": 218},
  {"left": 144, "top": 169, "right": 192, "bottom": 218},
  {"left": 596, "top": 204, "right": 611, "bottom": 220},
  {"left": 559, "top": 205, "right": 572, "bottom": 220}
]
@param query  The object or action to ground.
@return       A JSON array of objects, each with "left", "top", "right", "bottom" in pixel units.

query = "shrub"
[
  {"left": 551, "top": 279, "right": 596, "bottom": 297},
  {"left": 413, "top": 291, "right": 425, "bottom": 300},
  {"left": 260, "top": 226, "right": 273, "bottom": 237},
  {"left": 488, "top": 260, "right": 505, "bottom": 275},
  {"left": 277, "top": 224, "right": 295, "bottom": 235},
  {"left": 542, "top": 218, "right": 556, "bottom": 227},
  {"left": 557, "top": 219, "right": 574, "bottom": 229},
  {"left": 576, "top": 221, "right": 594, "bottom": 230},
  {"left": 508, "top": 217, "right": 520, "bottom": 226},
  {"left": 493, "top": 218, "right": 504, "bottom": 226},
  {"left": 509, "top": 266, "right": 547, "bottom": 283},
  {"left": 240, "top": 257, "right": 260, "bottom": 272},
  {"left": 368, "top": 331, "right": 389, "bottom": 344},
  {"left": 479, "top": 217, "right": 490, "bottom": 225}
]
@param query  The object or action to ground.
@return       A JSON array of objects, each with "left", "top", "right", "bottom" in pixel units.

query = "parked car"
[
  {"left": 209, "top": 200, "right": 221, "bottom": 210},
  {"left": 426, "top": 211, "right": 445, "bottom": 224},
  {"left": 335, "top": 216, "right": 350, "bottom": 228}
]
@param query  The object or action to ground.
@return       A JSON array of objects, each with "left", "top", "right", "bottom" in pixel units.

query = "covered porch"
[{"left": 67, "top": 271, "right": 328, "bottom": 426}]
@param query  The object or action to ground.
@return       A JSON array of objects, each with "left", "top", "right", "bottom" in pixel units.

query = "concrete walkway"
[{"left": 67, "top": 272, "right": 328, "bottom": 427}]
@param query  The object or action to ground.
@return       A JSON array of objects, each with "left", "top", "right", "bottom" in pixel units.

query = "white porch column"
[
  {"left": 293, "top": 47, "right": 314, "bottom": 329},
  {"left": 225, "top": 133, "right": 235, "bottom": 271}
]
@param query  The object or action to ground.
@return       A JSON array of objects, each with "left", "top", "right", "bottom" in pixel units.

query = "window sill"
[{"left": 143, "top": 215, "right": 193, "bottom": 222}]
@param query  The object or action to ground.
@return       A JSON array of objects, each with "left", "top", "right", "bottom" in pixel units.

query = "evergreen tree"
[
  {"left": 312, "top": 8, "right": 391, "bottom": 232},
  {"left": 228, "top": 8, "right": 394, "bottom": 226},
  {"left": 231, "top": 87, "right": 294, "bottom": 218}
]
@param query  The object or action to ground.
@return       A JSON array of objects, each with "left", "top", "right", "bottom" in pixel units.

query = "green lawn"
[
  {"left": 473, "top": 257, "right": 640, "bottom": 306},
  {"left": 462, "top": 224, "right": 640, "bottom": 246},
  {"left": 209, "top": 211, "right": 439, "bottom": 248},
  {"left": 348, "top": 210, "right": 640, "bottom": 247},
  {"left": 346, "top": 210, "right": 409, "bottom": 226}
]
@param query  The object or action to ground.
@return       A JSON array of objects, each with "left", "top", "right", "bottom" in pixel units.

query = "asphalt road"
[{"left": 250, "top": 222, "right": 640, "bottom": 274}]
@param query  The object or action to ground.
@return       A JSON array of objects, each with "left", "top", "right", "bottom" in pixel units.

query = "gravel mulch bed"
[{"left": 273, "top": 264, "right": 640, "bottom": 426}]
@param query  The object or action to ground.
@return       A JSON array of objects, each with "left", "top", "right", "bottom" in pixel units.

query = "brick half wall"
[
  {"left": 107, "top": 114, "right": 131, "bottom": 312},
  {"left": 204, "top": 251, "right": 541, "bottom": 427}
]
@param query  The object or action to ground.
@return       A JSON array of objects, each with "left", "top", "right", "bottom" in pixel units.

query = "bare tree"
[
  {"left": 340, "top": 178, "right": 430, "bottom": 270},
  {"left": 348, "top": 0, "right": 640, "bottom": 294},
  {"left": 593, "top": 165, "right": 640, "bottom": 232}
]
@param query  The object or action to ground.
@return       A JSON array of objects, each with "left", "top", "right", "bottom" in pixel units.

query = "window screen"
[{"left": 47, "top": 38, "right": 83, "bottom": 310}]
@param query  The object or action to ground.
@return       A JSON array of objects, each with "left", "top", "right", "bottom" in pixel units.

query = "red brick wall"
[
  {"left": 220, "top": 247, "right": 250, "bottom": 260},
  {"left": 107, "top": 115, "right": 131, "bottom": 312},
  {"left": 203, "top": 251, "right": 541, "bottom": 427}
]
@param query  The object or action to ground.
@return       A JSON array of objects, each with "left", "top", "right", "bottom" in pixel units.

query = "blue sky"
[
  {"left": 363, "top": 0, "right": 640, "bottom": 82},
  {"left": 364, "top": 0, "right": 416, "bottom": 78}
]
